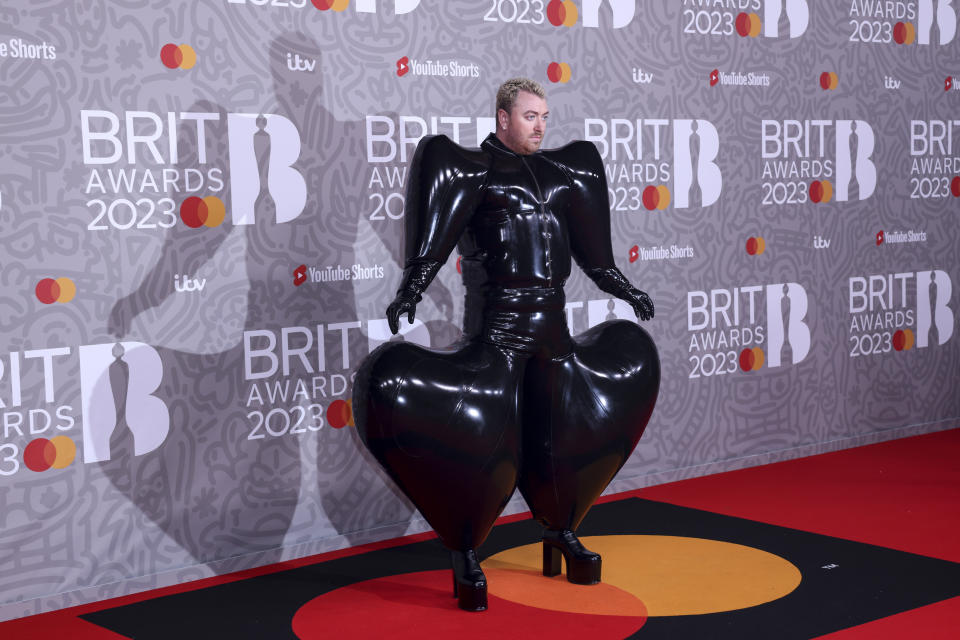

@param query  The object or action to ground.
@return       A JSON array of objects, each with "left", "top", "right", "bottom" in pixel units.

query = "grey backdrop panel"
[{"left": 0, "top": 0, "right": 957, "bottom": 618}]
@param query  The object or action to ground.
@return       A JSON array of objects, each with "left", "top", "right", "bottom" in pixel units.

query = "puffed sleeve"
[
  {"left": 396, "top": 135, "right": 489, "bottom": 297},
  {"left": 546, "top": 140, "right": 654, "bottom": 319}
]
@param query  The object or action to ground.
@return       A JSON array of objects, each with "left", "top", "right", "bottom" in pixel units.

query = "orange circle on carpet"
[{"left": 485, "top": 535, "right": 801, "bottom": 616}]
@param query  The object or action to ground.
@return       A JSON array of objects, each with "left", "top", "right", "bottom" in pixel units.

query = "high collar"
[{"left": 482, "top": 132, "right": 538, "bottom": 157}]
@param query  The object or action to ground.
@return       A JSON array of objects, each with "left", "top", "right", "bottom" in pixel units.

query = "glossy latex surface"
[{"left": 354, "top": 134, "right": 660, "bottom": 552}]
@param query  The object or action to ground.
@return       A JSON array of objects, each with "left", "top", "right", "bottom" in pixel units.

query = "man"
[
  {"left": 494, "top": 78, "right": 548, "bottom": 155},
  {"left": 354, "top": 78, "right": 659, "bottom": 611}
]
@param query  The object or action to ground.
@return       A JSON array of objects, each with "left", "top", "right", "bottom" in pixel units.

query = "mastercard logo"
[
  {"left": 327, "top": 399, "right": 354, "bottom": 429},
  {"left": 641, "top": 185, "right": 671, "bottom": 211},
  {"left": 36, "top": 277, "right": 76, "bottom": 304},
  {"left": 313, "top": 0, "right": 349, "bottom": 9},
  {"left": 745, "top": 236, "right": 766, "bottom": 256},
  {"left": 24, "top": 436, "right": 76, "bottom": 472},
  {"left": 160, "top": 44, "right": 197, "bottom": 70},
  {"left": 547, "top": 0, "right": 578, "bottom": 27},
  {"left": 809, "top": 180, "right": 833, "bottom": 203},
  {"left": 180, "top": 196, "right": 226, "bottom": 228},
  {"left": 819, "top": 72, "right": 839, "bottom": 91},
  {"left": 893, "top": 22, "right": 916, "bottom": 45},
  {"left": 892, "top": 329, "right": 915, "bottom": 351},
  {"left": 739, "top": 347, "right": 765, "bottom": 372},
  {"left": 547, "top": 62, "right": 572, "bottom": 84},
  {"left": 735, "top": 13, "right": 762, "bottom": 37}
]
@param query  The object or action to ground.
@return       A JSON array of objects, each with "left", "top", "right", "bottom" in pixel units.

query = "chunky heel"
[
  {"left": 542, "top": 529, "right": 602, "bottom": 585},
  {"left": 450, "top": 549, "right": 488, "bottom": 611},
  {"left": 543, "top": 542, "right": 562, "bottom": 577}
]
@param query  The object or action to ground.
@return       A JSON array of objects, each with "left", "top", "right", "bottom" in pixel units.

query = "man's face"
[{"left": 498, "top": 91, "right": 548, "bottom": 155}]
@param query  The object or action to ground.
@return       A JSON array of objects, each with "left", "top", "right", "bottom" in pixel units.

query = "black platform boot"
[
  {"left": 450, "top": 549, "right": 488, "bottom": 611},
  {"left": 542, "top": 528, "right": 602, "bottom": 585}
]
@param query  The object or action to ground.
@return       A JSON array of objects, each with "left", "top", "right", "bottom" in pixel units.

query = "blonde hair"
[{"left": 495, "top": 78, "right": 546, "bottom": 116}]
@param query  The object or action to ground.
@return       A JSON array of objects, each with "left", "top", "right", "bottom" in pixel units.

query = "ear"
[{"left": 497, "top": 108, "right": 508, "bottom": 130}]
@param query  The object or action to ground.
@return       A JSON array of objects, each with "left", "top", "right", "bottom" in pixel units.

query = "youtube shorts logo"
[
  {"left": 710, "top": 69, "right": 719, "bottom": 87},
  {"left": 876, "top": 231, "right": 885, "bottom": 246},
  {"left": 396, "top": 56, "right": 409, "bottom": 77},
  {"left": 629, "top": 245, "right": 639, "bottom": 262},
  {"left": 946, "top": 76, "right": 953, "bottom": 92},
  {"left": 294, "top": 264, "right": 307, "bottom": 286}
]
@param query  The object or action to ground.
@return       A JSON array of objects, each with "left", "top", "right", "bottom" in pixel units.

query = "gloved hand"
[
  {"left": 387, "top": 293, "right": 420, "bottom": 335},
  {"left": 584, "top": 266, "right": 655, "bottom": 322},
  {"left": 385, "top": 259, "right": 442, "bottom": 335},
  {"left": 622, "top": 287, "right": 655, "bottom": 321}
]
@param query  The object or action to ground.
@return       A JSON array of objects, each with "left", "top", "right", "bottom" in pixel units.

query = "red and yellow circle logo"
[
  {"left": 893, "top": 22, "right": 916, "bottom": 44},
  {"left": 739, "top": 347, "right": 765, "bottom": 372},
  {"left": 641, "top": 185, "right": 671, "bottom": 211},
  {"left": 735, "top": 13, "right": 762, "bottom": 37},
  {"left": 160, "top": 44, "right": 197, "bottom": 70},
  {"left": 36, "top": 277, "right": 76, "bottom": 304},
  {"left": 313, "top": 0, "right": 349, "bottom": 10},
  {"left": 809, "top": 180, "right": 834, "bottom": 203},
  {"left": 24, "top": 436, "right": 76, "bottom": 472},
  {"left": 547, "top": 0, "right": 578, "bottom": 27},
  {"left": 327, "top": 399, "right": 354, "bottom": 429},
  {"left": 180, "top": 196, "right": 226, "bottom": 228},
  {"left": 893, "top": 329, "right": 915, "bottom": 351},
  {"left": 745, "top": 236, "right": 766, "bottom": 256},
  {"left": 547, "top": 62, "right": 572, "bottom": 84},
  {"left": 819, "top": 72, "right": 839, "bottom": 91}
]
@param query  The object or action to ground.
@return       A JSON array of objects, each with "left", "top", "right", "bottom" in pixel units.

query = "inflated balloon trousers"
[{"left": 353, "top": 133, "right": 660, "bottom": 611}]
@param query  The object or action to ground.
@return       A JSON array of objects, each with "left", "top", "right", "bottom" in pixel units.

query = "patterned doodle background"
[{"left": 0, "top": 0, "right": 958, "bottom": 619}]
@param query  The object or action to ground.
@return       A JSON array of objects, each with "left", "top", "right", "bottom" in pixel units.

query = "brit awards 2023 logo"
[
  {"left": 909, "top": 119, "right": 960, "bottom": 200},
  {"left": 481, "top": 0, "right": 635, "bottom": 29},
  {"left": 241, "top": 316, "right": 431, "bottom": 438},
  {"left": 79, "top": 110, "right": 306, "bottom": 232},
  {"left": 0, "top": 342, "right": 169, "bottom": 476},
  {"left": 364, "top": 114, "right": 495, "bottom": 224},
  {"left": 681, "top": 0, "right": 809, "bottom": 39},
  {"left": 585, "top": 118, "right": 722, "bottom": 212},
  {"left": 686, "top": 282, "right": 811, "bottom": 379},
  {"left": 226, "top": 0, "right": 421, "bottom": 14},
  {"left": 847, "top": 1, "right": 957, "bottom": 45},
  {"left": 760, "top": 119, "right": 876, "bottom": 205},
  {"left": 847, "top": 271, "right": 954, "bottom": 357}
]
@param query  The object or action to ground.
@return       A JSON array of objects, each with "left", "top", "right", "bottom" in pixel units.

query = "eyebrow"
[{"left": 523, "top": 110, "right": 549, "bottom": 116}]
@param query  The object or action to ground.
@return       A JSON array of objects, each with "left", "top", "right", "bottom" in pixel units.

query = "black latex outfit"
[{"left": 354, "top": 133, "right": 660, "bottom": 610}]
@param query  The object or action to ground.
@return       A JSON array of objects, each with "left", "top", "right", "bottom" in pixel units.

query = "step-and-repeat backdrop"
[{"left": 1, "top": 0, "right": 958, "bottom": 617}]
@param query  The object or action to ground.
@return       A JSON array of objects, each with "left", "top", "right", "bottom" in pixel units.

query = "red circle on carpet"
[{"left": 292, "top": 570, "right": 645, "bottom": 639}]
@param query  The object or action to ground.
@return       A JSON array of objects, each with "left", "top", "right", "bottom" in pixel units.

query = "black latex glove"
[
  {"left": 622, "top": 287, "right": 655, "bottom": 321},
  {"left": 584, "top": 266, "right": 655, "bottom": 322},
  {"left": 385, "top": 259, "right": 442, "bottom": 335},
  {"left": 386, "top": 293, "right": 419, "bottom": 335}
]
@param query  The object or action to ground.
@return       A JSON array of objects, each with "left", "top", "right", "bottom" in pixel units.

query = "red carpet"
[
  {"left": 3, "top": 427, "right": 958, "bottom": 639},
  {"left": 637, "top": 428, "right": 960, "bottom": 639},
  {"left": 638, "top": 429, "right": 960, "bottom": 563}
]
